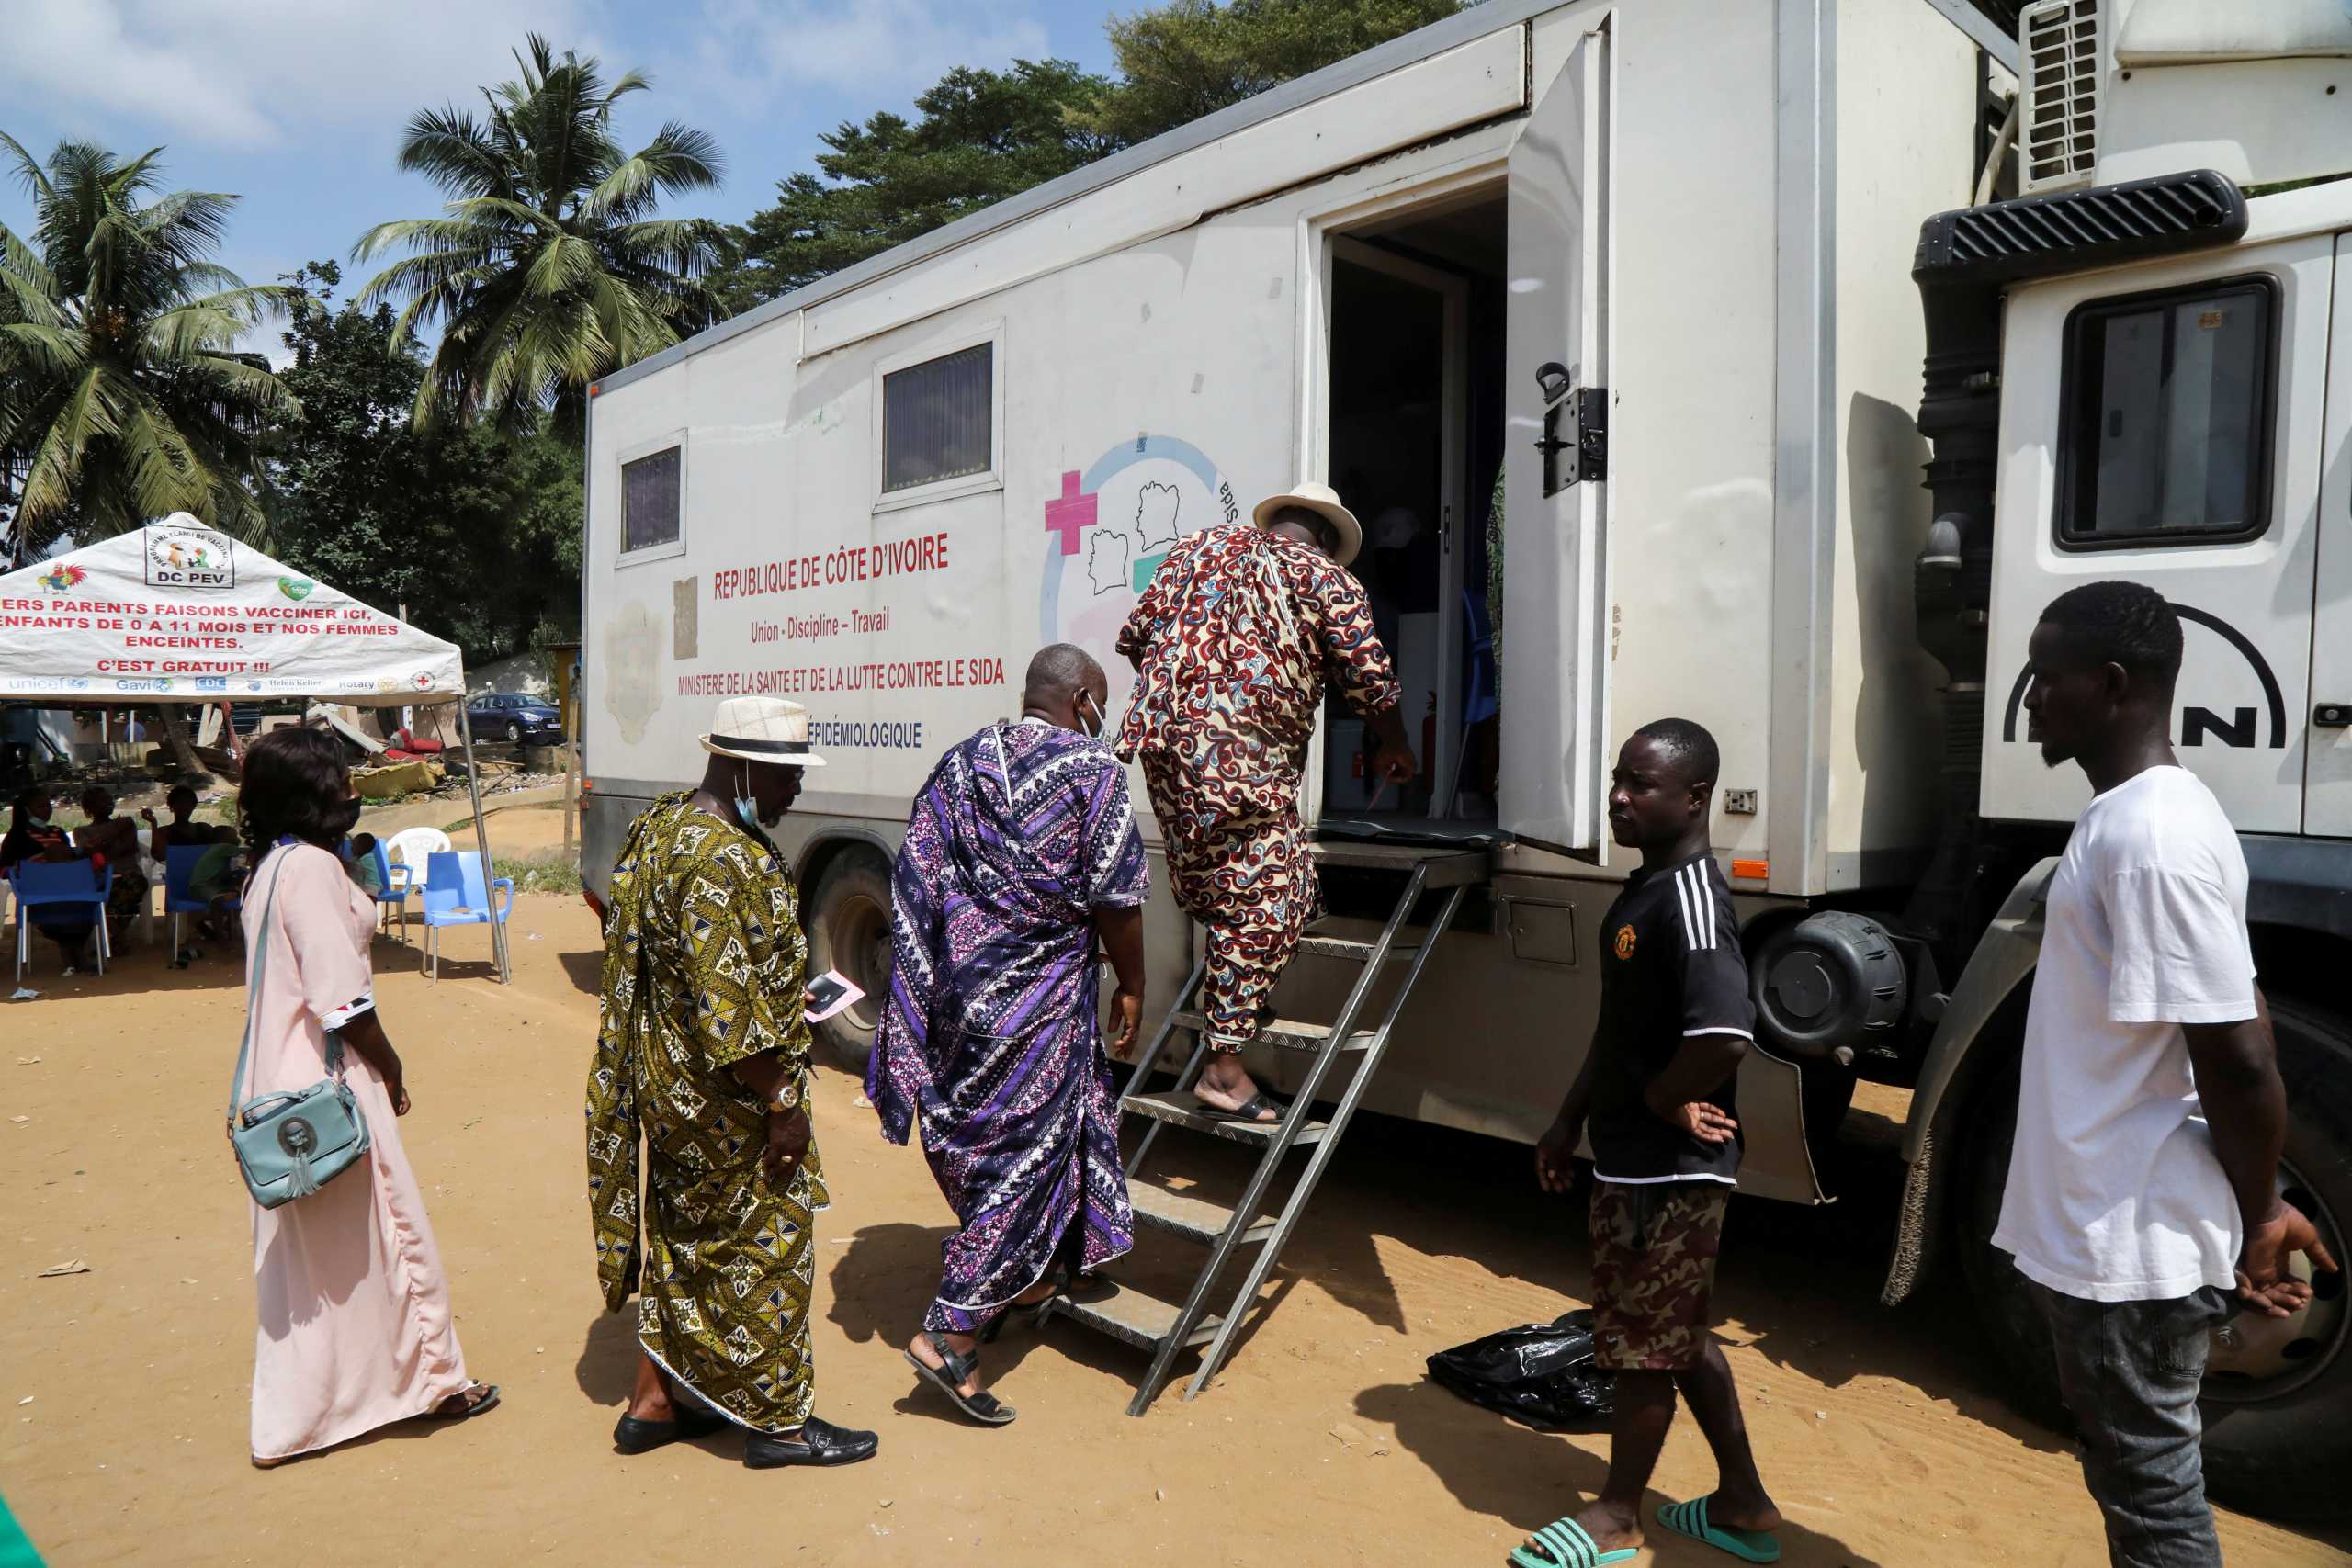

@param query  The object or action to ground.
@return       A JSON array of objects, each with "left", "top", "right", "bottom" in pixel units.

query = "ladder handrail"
[
  {"left": 1120, "top": 955, "right": 1208, "bottom": 1179},
  {"left": 1120, "top": 862, "right": 1430, "bottom": 1416},
  {"left": 1182, "top": 881, "right": 1470, "bottom": 1401}
]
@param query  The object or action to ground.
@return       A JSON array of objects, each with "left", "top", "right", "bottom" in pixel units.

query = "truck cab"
[{"left": 1883, "top": 0, "right": 2352, "bottom": 1519}]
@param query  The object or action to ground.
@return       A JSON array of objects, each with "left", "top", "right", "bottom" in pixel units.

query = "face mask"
[
  {"left": 28, "top": 808, "right": 49, "bottom": 826},
  {"left": 734, "top": 762, "right": 763, "bottom": 831},
  {"left": 1077, "top": 690, "right": 1103, "bottom": 739}
]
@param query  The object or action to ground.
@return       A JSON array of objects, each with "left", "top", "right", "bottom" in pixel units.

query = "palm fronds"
[
  {"left": 356, "top": 36, "right": 724, "bottom": 438},
  {"left": 0, "top": 139, "right": 292, "bottom": 554}
]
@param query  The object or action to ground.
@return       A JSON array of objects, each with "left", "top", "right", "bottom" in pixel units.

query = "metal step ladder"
[{"left": 1049, "top": 839, "right": 1492, "bottom": 1415}]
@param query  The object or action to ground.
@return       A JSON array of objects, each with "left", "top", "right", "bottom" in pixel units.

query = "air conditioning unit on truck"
[{"left": 577, "top": 0, "right": 2349, "bottom": 1511}]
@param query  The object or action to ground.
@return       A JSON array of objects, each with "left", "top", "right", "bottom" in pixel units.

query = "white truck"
[{"left": 581, "top": 0, "right": 2350, "bottom": 1512}]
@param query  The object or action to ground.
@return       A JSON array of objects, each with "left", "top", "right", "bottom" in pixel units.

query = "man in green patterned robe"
[{"left": 585, "top": 697, "right": 878, "bottom": 1470}]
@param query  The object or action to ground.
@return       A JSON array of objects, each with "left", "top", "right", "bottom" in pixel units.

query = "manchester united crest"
[{"left": 1612, "top": 924, "right": 1637, "bottom": 961}]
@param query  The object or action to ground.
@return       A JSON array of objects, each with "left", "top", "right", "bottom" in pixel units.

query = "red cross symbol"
[{"left": 1045, "top": 470, "right": 1097, "bottom": 557}]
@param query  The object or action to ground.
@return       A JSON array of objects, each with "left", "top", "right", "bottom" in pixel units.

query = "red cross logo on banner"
[{"left": 1044, "top": 470, "right": 1097, "bottom": 556}]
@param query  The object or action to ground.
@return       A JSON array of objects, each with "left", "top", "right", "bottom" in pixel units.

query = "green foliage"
[
  {"left": 718, "top": 61, "right": 1114, "bottom": 309},
  {"left": 714, "top": 0, "right": 1463, "bottom": 310},
  {"left": 1080, "top": 0, "right": 1464, "bottom": 148},
  {"left": 266, "top": 261, "right": 581, "bottom": 661},
  {"left": 354, "top": 35, "right": 729, "bottom": 441},
  {"left": 0, "top": 136, "right": 293, "bottom": 554}
]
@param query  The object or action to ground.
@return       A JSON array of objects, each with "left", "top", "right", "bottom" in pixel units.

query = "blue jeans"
[{"left": 2028, "top": 1280, "right": 2233, "bottom": 1568}]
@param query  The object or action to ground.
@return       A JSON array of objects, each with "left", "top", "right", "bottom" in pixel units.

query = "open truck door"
[{"left": 1499, "top": 21, "right": 1612, "bottom": 857}]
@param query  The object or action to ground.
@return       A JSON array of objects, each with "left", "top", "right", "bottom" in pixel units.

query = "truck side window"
[
  {"left": 2056, "top": 276, "right": 2275, "bottom": 548},
  {"left": 621, "top": 446, "right": 684, "bottom": 554},
  {"left": 882, "top": 343, "right": 993, "bottom": 493}
]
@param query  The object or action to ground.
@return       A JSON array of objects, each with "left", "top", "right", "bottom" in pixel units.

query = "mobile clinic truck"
[{"left": 581, "top": 0, "right": 2350, "bottom": 1510}]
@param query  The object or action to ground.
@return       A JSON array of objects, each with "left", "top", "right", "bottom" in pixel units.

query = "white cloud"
[
  {"left": 674, "top": 0, "right": 1054, "bottom": 118},
  {"left": 6, "top": 0, "right": 1057, "bottom": 154},
  {"left": 4, "top": 0, "right": 606, "bottom": 151}
]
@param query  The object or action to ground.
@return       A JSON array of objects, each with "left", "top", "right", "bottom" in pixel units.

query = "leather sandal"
[
  {"left": 904, "top": 1331, "right": 1017, "bottom": 1426},
  {"left": 614, "top": 1398, "right": 728, "bottom": 1454},
  {"left": 743, "top": 1414, "right": 880, "bottom": 1469}
]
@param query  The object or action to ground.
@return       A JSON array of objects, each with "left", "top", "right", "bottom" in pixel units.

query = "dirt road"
[{"left": 3, "top": 894, "right": 2345, "bottom": 1565}]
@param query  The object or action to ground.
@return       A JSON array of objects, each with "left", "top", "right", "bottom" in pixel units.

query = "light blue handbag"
[{"left": 227, "top": 851, "right": 371, "bottom": 1208}]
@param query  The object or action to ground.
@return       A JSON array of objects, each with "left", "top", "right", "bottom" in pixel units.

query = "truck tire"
[
  {"left": 804, "top": 850, "right": 894, "bottom": 1075},
  {"left": 1958, "top": 998, "right": 2352, "bottom": 1523}
]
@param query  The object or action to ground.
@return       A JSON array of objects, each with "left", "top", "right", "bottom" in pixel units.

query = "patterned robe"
[
  {"left": 867, "top": 721, "right": 1149, "bottom": 1333},
  {"left": 1114, "top": 524, "right": 1400, "bottom": 1046},
  {"left": 586, "top": 795, "right": 829, "bottom": 1432}
]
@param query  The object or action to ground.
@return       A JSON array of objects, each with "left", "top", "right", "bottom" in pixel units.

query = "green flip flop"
[
  {"left": 1656, "top": 1496, "right": 1780, "bottom": 1563},
  {"left": 1507, "top": 1517, "right": 1638, "bottom": 1568}
]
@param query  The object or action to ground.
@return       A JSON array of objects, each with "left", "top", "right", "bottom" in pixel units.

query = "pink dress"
[{"left": 242, "top": 842, "right": 470, "bottom": 1461}]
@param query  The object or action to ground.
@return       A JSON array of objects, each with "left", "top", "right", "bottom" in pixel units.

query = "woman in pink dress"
[{"left": 236, "top": 727, "right": 498, "bottom": 1467}]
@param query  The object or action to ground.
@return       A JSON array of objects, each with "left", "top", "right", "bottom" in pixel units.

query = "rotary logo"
[
  {"left": 36, "top": 563, "right": 85, "bottom": 592},
  {"left": 1613, "top": 924, "right": 1637, "bottom": 961}
]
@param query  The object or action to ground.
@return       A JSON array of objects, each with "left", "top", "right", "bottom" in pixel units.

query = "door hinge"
[{"left": 1537, "top": 380, "right": 1607, "bottom": 495}]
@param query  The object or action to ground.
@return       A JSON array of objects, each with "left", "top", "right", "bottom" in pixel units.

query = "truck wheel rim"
[
  {"left": 2202, "top": 1156, "right": 2347, "bottom": 1403},
  {"left": 832, "top": 892, "right": 889, "bottom": 1034}
]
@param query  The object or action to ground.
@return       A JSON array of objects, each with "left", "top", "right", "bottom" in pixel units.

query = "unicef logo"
[
  {"left": 1037, "top": 435, "right": 1238, "bottom": 705},
  {"left": 277, "top": 1117, "right": 318, "bottom": 1157}
]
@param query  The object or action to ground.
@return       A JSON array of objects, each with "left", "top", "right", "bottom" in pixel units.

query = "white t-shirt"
[{"left": 1992, "top": 765, "right": 2256, "bottom": 1303}]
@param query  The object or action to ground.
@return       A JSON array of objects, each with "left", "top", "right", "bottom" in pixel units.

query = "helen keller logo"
[{"left": 2000, "top": 604, "right": 2288, "bottom": 750}]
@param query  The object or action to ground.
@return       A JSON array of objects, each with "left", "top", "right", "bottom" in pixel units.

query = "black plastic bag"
[{"left": 1425, "top": 1308, "right": 1615, "bottom": 1432}]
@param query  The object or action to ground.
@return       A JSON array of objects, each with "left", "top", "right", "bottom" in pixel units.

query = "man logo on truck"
[{"left": 2000, "top": 603, "right": 2286, "bottom": 750}]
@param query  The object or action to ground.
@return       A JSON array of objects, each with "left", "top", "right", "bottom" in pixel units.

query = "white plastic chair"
[{"left": 380, "top": 828, "right": 452, "bottom": 943}]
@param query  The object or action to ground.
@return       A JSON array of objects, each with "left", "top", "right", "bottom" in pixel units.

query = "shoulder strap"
[{"left": 226, "top": 848, "right": 295, "bottom": 1121}]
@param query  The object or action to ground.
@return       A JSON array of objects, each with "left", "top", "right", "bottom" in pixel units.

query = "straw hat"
[
  {"left": 699, "top": 696, "right": 827, "bottom": 767},
  {"left": 1252, "top": 481, "right": 1363, "bottom": 567}
]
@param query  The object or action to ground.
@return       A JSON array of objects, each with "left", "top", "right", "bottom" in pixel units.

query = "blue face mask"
[{"left": 733, "top": 763, "right": 763, "bottom": 831}]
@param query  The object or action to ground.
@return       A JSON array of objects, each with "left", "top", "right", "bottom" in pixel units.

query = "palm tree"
[
  {"left": 0, "top": 138, "right": 293, "bottom": 776},
  {"left": 355, "top": 35, "right": 728, "bottom": 441},
  {"left": 0, "top": 137, "right": 290, "bottom": 556}
]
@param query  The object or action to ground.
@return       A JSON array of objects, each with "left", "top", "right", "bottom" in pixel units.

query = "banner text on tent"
[{"left": 0, "top": 597, "right": 399, "bottom": 674}]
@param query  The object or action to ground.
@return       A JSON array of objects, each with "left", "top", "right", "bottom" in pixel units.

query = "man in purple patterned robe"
[{"left": 866, "top": 645, "right": 1149, "bottom": 1425}]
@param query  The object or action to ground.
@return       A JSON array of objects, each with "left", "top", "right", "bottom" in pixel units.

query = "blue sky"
[{"left": 1, "top": 0, "right": 1124, "bottom": 356}]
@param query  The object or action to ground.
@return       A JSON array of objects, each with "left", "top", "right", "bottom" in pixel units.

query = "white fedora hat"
[
  {"left": 699, "top": 696, "right": 827, "bottom": 767},
  {"left": 1252, "top": 480, "right": 1363, "bottom": 567}
]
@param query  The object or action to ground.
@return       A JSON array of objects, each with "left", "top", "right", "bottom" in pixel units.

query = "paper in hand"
[{"left": 805, "top": 969, "right": 865, "bottom": 1023}]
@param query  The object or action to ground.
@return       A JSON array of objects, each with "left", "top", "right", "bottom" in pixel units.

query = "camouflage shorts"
[{"left": 1588, "top": 1180, "right": 1729, "bottom": 1371}]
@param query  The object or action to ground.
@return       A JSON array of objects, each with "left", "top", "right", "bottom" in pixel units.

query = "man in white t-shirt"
[{"left": 1996, "top": 581, "right": 2336, "bottom": 1567}]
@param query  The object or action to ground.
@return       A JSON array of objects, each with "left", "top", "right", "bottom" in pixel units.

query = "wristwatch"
[{"left": 765, "top": 1078, "right": 804, "bottom": 1115}]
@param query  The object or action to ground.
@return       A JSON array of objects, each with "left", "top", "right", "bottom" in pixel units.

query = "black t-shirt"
[{"left": 1587, "top": 851, "right": 1756, "bottom": 1185}]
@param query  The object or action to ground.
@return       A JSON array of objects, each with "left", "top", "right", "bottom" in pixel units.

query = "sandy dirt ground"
[{"left": 4, "top": 866, "right": 2347, "bottom": 1565}]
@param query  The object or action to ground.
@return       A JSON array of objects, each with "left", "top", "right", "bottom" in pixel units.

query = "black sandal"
[
  {"left": 422, "top": 1382, "right": 501, "bottom": 1422},
  {"left": 903, "top": 1331, "right": 1017, "bottom": 1427},
  {"left": 1193, "top": 1089, "right": 1287, "bottom": 1124}
]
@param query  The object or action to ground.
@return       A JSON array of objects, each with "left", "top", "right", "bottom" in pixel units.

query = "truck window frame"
[
  {"left": 871, "top": 322, "right": 1004, "bottom": 513},
  {"left": 2052, "top": 273, "right": 2278, "bottom": 553},
  {"left": 615, "top": 429, "right": 689, "bottom": 567}
]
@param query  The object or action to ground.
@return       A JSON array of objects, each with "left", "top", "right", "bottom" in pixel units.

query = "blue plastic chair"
[
  {"left": 8, "top": 858, "right": 114, "bottom": 982},
  {"left": 164, "top": 843, "right": 242, "bottom": 964},
  {"left": 419, "top": 850, "right": 514, "bottom": 980},
  {"left": 366, "top": 839, "right": 413, "bottom": 942}
]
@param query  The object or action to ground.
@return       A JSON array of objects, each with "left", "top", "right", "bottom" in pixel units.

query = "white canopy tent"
[{"left": 0, "top": 515, "right": 510, "bottom": 983}]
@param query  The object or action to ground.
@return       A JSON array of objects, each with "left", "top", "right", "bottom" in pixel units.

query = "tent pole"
[{"left": 453, "top": 696, "right": 510, "bottom": 985}]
